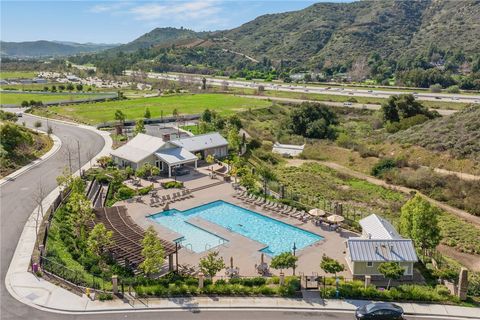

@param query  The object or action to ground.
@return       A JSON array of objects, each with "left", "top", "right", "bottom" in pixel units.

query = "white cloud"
[
  {"left": 90, "top": 1, "right": 132, "bottom": 14},
  {"left": 130, "top": 0, "right": 221, "bottom": 21}
]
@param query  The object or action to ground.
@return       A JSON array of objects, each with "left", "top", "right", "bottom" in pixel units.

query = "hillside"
[
  {"left": 110, "top": 27, "right": 205, "bottom": 53},
  {"left": 221, "top": 0, "right": 480, "bottom": 68},
  {"left": 391, "top": 105, "right": 480, "bottom": 161},
  {"left": 0, "top": 40, "right": 118, "bottom": 57}
]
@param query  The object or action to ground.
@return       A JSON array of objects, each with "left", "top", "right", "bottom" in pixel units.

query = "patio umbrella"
[
  {"left": 327, "top": 214, "right": 345, "bottom": 223},
  {"left": 308, "top": 208, "right": 326, "bottom": 217}
]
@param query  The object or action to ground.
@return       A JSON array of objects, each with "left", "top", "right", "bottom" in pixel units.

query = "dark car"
[{"left": 355, "top": 302, "right": 404, "bottom": 320}]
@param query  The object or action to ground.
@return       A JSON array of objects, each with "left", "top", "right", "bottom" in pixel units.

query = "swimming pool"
[{"left": 149, "top": 201, "right": 323, "bottom": 255}]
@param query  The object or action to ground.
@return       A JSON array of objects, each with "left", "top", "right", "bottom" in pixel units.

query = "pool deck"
[{"left": 117, "top": 169, "right": 356, "bottom": 278}]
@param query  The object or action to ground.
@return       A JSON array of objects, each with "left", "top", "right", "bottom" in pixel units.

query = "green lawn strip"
[
  {"left": 0, "top": 92, "right": 111, "bottom": 105},
  {"left": 32, "top": 93, "right": 272, "bottom": 125},
  {"left": 0, "top": 71, "right": 37, "bottom": 79}
]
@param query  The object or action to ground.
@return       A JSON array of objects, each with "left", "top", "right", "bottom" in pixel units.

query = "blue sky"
[{"left": 1, "top": 0, "right": 350, "bottom": 44}]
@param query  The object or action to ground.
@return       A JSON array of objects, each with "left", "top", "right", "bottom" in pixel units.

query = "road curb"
[
  {"left": 0, "top": 130, "right": 61, "bottom": 187},
  {"left": 4, "top": 114, "right": 113, "bottom": 315}
]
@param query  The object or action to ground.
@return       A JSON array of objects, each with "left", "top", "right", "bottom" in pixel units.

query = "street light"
[{"left": 292, "top": 242, "right": 297, "bottom": 276}]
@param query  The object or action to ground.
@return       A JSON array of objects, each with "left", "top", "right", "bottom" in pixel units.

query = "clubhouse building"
[{"left": 111, "top": 132, "right": 228, "bottom": 176}]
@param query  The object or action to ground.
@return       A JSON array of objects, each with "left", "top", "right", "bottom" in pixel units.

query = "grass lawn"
[
  {"left": 32, "top": 93, "right": 272, "bottom": 125},
  {"left": 0, "top": 71, "right": 37, "bottom": 79},
  {"left": 0, "top": 92, "right": 112, "bottom": 105}
]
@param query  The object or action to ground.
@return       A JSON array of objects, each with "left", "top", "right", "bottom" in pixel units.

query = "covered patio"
[{"left": 155, "top": 147, "right": 198, "bottom": 177}]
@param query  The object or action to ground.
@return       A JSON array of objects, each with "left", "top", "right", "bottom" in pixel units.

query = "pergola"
[{"left": 155, "top": 147, "right": 198, "bottom": 177}]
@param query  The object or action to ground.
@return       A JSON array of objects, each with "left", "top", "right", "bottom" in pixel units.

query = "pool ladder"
[{"left": 185, "top": 243, "right": 193, "bottom": 251}]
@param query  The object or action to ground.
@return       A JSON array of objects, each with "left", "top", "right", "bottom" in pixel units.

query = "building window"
[{"left": 367, "top": 261, "right": 373, "bottom": 267}]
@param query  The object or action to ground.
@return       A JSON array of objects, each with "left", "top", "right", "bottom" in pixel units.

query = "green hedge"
[
  {"left": 321, "top": 280, "right": 459, "bottom": 303},
  {"left": 162, "top": 181, "right": 184, "bottom": 189},
  {"left": 134, "top": 276, "right": 299, "bottom": 298}
]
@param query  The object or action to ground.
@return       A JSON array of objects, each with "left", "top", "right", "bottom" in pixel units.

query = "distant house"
[
  {"left": 345, "top": 214, "right": 418, "bottom": 279},
  {"left": 111, "top": 132, "right": 228, "bottom": 176},
  {"left": 272, "top": 142, "right": 305, "bottom": 157}
]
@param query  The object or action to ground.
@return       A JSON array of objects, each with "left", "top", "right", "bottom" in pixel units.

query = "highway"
[{"left": 131, "top": 71, "right": 480, "bottom": 105}]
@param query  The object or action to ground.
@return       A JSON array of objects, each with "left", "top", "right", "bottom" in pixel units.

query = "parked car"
[{"left": 355, "top": 302, "right": 404, "bottom": 320}]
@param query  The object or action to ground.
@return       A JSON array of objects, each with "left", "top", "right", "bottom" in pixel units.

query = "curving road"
[{"left": 0, "top": 114, "right": 105, "bottom": 320}]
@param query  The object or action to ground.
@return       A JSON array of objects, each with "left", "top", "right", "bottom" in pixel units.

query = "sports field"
[
  {"left": 0, "top": 92, "right": 112, "bottom": 105},
  {"left": 32, "top": 93, "right": 272, "bottom": 124},
  {"left": 0, "top": 71, "right": 37, "bottom": 79}
]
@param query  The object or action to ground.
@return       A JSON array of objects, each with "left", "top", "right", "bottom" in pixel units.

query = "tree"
[
  {"left": 270, "top": 252, "right": 298, "bottom": 275},
  {"left": 378, "top": 262, "right": 405, "bottom": 289},
  {"left": 139, "top": 226, "right": 165, "bottom": 276},
  {"left": 206, "top": 154, "right": 215, "bottom": 172},
  {"left": 136, "top": 163, "right": 160, "bottom": 179},
  {"left": 134, "top": 119, "right": 146, "bottom": 136},
  {"left": 201, "top": 109, "right": 213, "bottom": 123},
  {"left": 381, "top": 94, "right": 438, "bottom": 123},
  {"left": 97, "top": 155, "right": 113, "bottom": 169},
  {"left": 21, "top": 100, "right": 29, "bottom": 107},
  {"left": 257, "top": 165, "right": 276, "bottom": 198},
  {"left": 0, "top": 122, "right": 33, "bottom": 153},
  {"left": 114, "top": 110, "right": 126, "bottom": 124},
  {"left": 320, "top": 254, "right": 345, "bottom": 277},
  {"left": 144, "top": 108, "right": 151, "bottom": 119},
  {"left": 76, "top": 84, "right": 83, "bottom": 91},
  {"left": 66, "top": 83, "right": 74, "bottom": 91},
  {"left": 227, "top": 127, "right": 240, "bottom": 153},
  {"left": 399, "top": 194, "right": 442, "bottom": 254},
  {"left": 87, "top": 223, "right": 113, "bottom": 262},
  {"left": 199, "top": 251, "right": 225, "bottom": 278},
  {"left": 66, "top": 192, "right": 94, "bottom": 239},
  {"left": 288, "top": 102, "right": 338, "bottom": 139}
]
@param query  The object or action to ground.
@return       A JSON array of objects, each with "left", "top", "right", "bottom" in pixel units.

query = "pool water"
[{"left": 149, "top": 201, "right": 322, "bottom": 255}]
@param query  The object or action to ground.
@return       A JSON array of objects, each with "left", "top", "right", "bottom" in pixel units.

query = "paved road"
[
  {"left": 130, "top": 71, "right": 480, "bottom": 105},
  {"left": 0, "top": 114, "right": 105, "bottom": 320}
]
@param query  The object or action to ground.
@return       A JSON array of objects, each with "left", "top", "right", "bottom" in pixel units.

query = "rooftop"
[
  {"left": 155, "top": 147, "right": 198, "bottom": 165},
  {"left": 347, "top": 239, "right": 418, "bottom": 262},
  {"left": 359, "top": 214, "right": 402, "bottom": 240},
  {"left": 272, "top": 142, "right": 305, "bottom": 157},
  {"left": 111, "top": 133, "right": 165, "bottom": 163},
  {"left": 170, "top": 132, "right": 228, "bottom": 152}
]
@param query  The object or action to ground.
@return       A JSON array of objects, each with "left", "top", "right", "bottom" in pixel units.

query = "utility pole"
[{"left": 77, "top": 140, "right": 81, "bottom": 176}]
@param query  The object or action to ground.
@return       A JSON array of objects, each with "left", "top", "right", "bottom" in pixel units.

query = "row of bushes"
[
  {"left": 322, "top": 280, "right": 459, "bottom": 303},
  {"left": 161, "top": 181, "right": 184, "bottom": 189},
  {"left": 134, "top": 276, "right": 300, "bottom": 298}
]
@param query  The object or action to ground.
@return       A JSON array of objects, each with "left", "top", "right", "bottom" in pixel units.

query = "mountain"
[
  {"left": 69, "top": 0, "right": 480, "bottom": 80},
  {"left": 219, "top": 0, "right": 480, "bottom": 68},
  {"left": 0, "top": 40, "right": 119, "bottom": 57},
  {"left": 110, "top": 27, "right": 205, "bottom": 53}
]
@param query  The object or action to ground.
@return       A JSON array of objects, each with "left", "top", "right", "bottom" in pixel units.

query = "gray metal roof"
[
  {"left": 347, "top": 239, "right": 418, "bottom": 262},
  {"left": 155, "top": 148, "right": 197, "bottom": 165},
  {"left": 359, "top": 214, "right": 401, "bottom": 239},
  {"left": 170, "top": 132, "right": 228, "bottom": 152}
]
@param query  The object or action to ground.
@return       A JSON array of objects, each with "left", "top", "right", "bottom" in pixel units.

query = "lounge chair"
[{"left": 254, "top": 196, "right": 265, "bottom": 206}]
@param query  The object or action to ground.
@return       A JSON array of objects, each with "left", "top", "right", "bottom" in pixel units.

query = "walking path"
[
  {"left": 287, "top": 159, "right": 480, "bottom": 228},
  {"left": 234, "top": 94, "right": 458, "bottom": 116}
]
